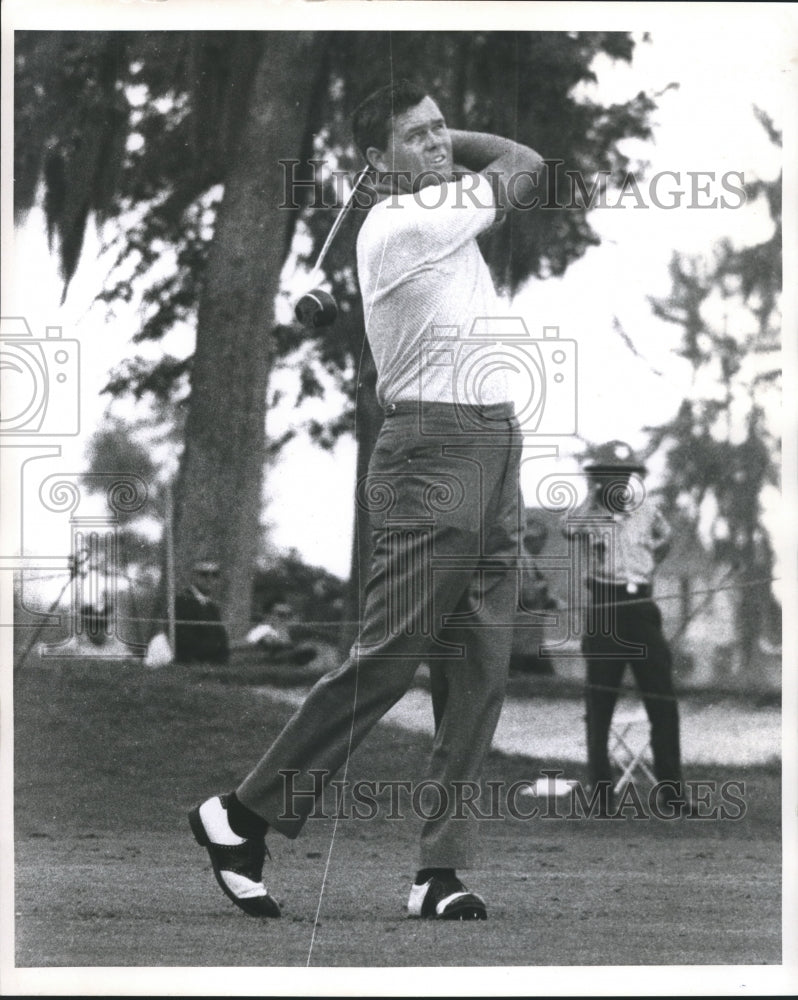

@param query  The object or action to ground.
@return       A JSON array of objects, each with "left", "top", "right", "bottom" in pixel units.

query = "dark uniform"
[
  {"left": 512, "top": 515, "right": 557, "bottom": 676},
  {"left": 564, "top": 441, "right": 683, "bottom": 807},
  {"left": 175, "top": 569, "right": 229, "bottom": 666}
]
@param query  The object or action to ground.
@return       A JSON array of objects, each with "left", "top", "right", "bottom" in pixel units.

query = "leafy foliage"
[
  {"left": 15, "top": 33, "right": 131, "bottom": 291},
  {"left": 80, "top": 411, "right": 180, "bottom": 561},
  {"left": 644, "top": 120, "right": 781, "bottom": 669},
  {"left": 252, "top": 551, "right": 347, "bottom": 634},
  {"left": 82, "top": 414, "right": 159, "bottom": 485},
  {"left": 16, "top": 30, "right": 657, "bottom": 411}
]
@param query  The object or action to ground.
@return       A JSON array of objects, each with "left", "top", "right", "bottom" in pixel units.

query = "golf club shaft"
[{"left": 312, "top": 166, "right": 371, "bottom": 273}]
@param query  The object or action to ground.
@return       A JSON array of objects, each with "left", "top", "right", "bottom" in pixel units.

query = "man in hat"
[
  {"left": 563, "top": 441, "right": 685, "bottom": 814},
  {"left": 174, "top": 560, "right": 229, "bottom": 665}
]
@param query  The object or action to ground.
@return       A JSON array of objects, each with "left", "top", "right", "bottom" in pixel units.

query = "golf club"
[{"left": 294, "top": 166, "right": 371, "bottom": 328}]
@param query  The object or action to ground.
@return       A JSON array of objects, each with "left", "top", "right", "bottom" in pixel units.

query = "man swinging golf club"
[{"left": 190, "top": 79, "right": 543, "bottom": 921}]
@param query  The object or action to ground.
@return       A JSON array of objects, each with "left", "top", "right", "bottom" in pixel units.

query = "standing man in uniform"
[
  {"left": 189, "top": 79, "right": 543, "bottom": 920},
  {"left": 563, "top": 440, "right": 685, "bottom": 814}
]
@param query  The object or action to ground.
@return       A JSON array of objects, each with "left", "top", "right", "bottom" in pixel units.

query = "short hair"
[{"left": 351, "top": 79, "right": 429, "bottom": 158}]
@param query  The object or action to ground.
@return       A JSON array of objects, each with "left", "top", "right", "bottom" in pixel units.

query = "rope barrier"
[
  {"left": 12, "top": 556, "right": 781, "bottom": 705},
  {"left": 560, "top": 573, "right": 778, "bottom": 611},
  {"left": 14, "top": 578, "right": 780, "bottom": 706},
  {"left": 10, "top": 569, "right": 780, "bottom": 627}
]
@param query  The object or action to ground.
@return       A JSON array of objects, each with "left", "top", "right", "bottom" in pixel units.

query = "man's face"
[
  {"left": 193, "top": 567, "right": 220, "bottom": 597},
  {"left": 589, "top": 472, "right": 634, "bottom": 509},
  {"left": 368, "top": 96, "right": 453, "bottom": 189}
]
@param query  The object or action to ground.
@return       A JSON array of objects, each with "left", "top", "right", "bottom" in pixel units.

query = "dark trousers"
[
  {"left": 581, "top": 583, "right": 682, "bottom": 789},
  {"left": 237, "top": 402, "right": 522, "bottom": 868}
]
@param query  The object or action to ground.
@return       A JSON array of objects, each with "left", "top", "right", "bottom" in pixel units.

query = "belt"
[
  {"left": 383, "top": 401, "right": 516, "bottom": 418},
  {"left": 587, "top": 578, "right": 652, "bottom": 600}
]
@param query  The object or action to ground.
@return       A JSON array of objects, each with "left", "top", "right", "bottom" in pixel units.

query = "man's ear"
[{"left": 366, "top": 146, "right": 388, "bottom": 173}]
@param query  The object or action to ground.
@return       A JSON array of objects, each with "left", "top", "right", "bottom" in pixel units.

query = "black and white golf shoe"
[
  {"left": 189, "top": 794, "right": 281, "bottom": 918},
  {"left": 407, "top": 874, "right": 487, "bottom": 921}
]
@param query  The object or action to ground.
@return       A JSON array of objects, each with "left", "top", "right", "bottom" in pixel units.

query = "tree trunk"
[{"left": 173, "top": 33, "right": 328, "bottom": 641}]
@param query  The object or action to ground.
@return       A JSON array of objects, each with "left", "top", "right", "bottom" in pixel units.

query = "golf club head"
[{"left": 294, "top": 289, "right": 338, "bottom": 328}]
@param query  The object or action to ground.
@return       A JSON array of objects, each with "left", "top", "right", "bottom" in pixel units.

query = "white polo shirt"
[{"left": 356, "top": 172, "right": 512, "bottom": 407}]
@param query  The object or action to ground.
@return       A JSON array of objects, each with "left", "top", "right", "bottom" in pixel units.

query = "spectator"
[
  {"left": 511, "top": 515, "right": 558, "bottom": 676},
  {"left": 245, "top": 603, "right": 318, "bottom": 667},
  {"left": 175, "top": 560, "right": 229, "bottom": 665},
  {"left": 563, "top": 440, "right": 685, "bottom": 815}
]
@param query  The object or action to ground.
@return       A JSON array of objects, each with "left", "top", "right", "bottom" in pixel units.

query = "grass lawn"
[{"left": 11, "top": 659, "right": 782, "bottom": 977}]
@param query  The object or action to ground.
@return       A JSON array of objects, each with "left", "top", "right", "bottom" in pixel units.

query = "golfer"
[{"left": 190, "top": 79, "right": 543, "bottom": 921}]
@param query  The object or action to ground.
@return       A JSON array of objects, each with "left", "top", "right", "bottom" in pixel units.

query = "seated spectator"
[
  {"left": 175, "top": 560, "right": 229, "bottom": 665},
  {"left": 245, "top": 603, "right": 317, "bottom": 666}
]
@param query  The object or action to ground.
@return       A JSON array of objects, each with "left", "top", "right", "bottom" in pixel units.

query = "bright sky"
[{"left": 2, "top": 19, "right": 791, "bottom": 584}]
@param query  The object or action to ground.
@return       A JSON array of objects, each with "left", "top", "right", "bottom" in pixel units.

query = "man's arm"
[
  {"left": 449, "top": 130, "right": 543, "bottom": 210},
  {"left": 651, "top": 507, "right": 672, "bottom": 563}
]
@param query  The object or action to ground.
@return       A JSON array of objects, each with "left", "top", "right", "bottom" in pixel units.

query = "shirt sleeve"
[
  {"left": 647, "top": 500, "right": 669, "bottom": 540},
  {"left": 382, "top": 172, "right": 499, "bottom": 260},
  {"left": 651, "top": 505, "right": 672, "bottom": 558}
]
